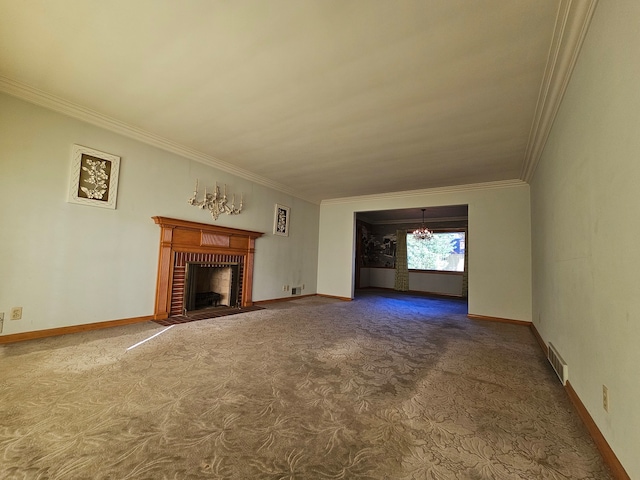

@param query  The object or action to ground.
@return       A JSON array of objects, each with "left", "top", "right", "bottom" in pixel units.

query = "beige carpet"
[{"left": 0, "top": 291, "right": 611, "bottom": 479}]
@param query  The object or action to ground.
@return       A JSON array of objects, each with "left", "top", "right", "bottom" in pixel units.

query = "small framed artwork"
[
  {"left": 273, "top": 203, "right": 290, "bottom": 236},
  {"left": 68, "top": 144, "right": 121, "bottom": 209}
]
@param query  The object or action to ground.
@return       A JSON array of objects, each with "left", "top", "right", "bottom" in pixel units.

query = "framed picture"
[
  {"left": 68, "top": 144, "right": 121, "bottom": 209},
  {"left": 273, "top": 203, "right": 290, "bottom": 236}
]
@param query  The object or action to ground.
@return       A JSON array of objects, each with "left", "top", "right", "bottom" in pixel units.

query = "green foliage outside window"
[{"left": 407, "top": 232, "right": 465, "bottom": 272}]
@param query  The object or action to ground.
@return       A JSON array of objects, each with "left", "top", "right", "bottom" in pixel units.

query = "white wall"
[
  {"left": 530, "top": 1, "right": 640, "bottom": 476},
  {"left": 361, "top": 268, "right": 463, "bottom": 296},
  {"left": 318, "top": 183, "right": 532, "bottom": 321},
  {"left": 408, "top": 271, "right": 462, "bottom": 296},
  {"left": 0, "top": 93, "right": 319, "bottom": 335}
]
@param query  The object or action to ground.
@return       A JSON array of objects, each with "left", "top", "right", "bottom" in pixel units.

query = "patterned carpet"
[
  {"left": 153, "top": 305, "right": 264, "bottom": 326},
  {"left": 0, "top": 291, "right": 611, "bottom": 479}
]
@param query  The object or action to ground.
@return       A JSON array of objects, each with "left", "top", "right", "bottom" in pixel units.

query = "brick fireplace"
[{"left": 152, "top": 217, "right": 263, "bottom": 320}]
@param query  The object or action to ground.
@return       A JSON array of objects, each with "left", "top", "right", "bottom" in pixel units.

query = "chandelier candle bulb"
[{"left": 187, "top": 179, "right": 244, "bottom": 221}]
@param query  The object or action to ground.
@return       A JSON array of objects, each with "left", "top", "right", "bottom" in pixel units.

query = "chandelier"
[
  {"left": 187, "top": 179, "right": 243, "bottom": 220},
  {"left": 413, "top": 208, "right": 433, "bottom": 240}
]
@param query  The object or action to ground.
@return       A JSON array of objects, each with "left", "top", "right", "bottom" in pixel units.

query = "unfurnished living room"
[{"left": 0, "top": 1, "right": 637, "bottom": 479}]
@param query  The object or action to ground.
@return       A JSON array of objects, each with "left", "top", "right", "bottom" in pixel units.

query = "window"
[{"left": 407, "top": 231, "right": 465, "bottom": 272}]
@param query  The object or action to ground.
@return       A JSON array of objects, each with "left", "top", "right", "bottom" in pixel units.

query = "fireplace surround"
[{"left": 152, "top": 217, "right": 263, "bottom": 320}]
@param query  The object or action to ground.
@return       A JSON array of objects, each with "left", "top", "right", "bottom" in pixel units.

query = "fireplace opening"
[{"left": 184, "top": 262, "right": 240, "bottom": 314}]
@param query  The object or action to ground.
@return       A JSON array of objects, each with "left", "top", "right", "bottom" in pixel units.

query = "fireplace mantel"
[{"left": 152, "top": 216, "right": 264, "bottom": 320}]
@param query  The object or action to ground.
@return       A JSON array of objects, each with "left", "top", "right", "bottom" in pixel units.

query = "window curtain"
[
  {"left": 394, "top": 229, "right": 409, "bottom": 291},
  {"left": 462, "top": 227, "right": 469, "bottom": 297}
]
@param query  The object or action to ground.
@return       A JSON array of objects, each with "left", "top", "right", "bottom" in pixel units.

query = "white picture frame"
[
  {"left": 68, "top": 144, "right": 121, "bottom": 209},
  {"left": 273, "top": 203, "right": 290, "bottom": 236}
]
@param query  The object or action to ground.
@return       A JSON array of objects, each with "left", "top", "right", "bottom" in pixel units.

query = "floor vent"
[{"left": 548, "top": 343, "right": 568, "bottom": 385}]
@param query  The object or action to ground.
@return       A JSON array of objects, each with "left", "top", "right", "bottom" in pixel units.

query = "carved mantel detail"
[{"left": 152, "top": 216, "right": 263, "bottom": 320}]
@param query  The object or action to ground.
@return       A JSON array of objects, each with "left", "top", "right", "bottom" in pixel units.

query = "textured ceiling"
[{"left": 0, "top": 1, "right": 591, "bottom": 203}]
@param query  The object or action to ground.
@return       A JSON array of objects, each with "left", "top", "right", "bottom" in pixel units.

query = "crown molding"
[
  {"left": 358, "top": 216, "right": 468, "bottom": 226},
  {"left": 321, "top": 179, "right": 528, "bottom": 205},
  {"left": 2, "top": 0, "right": 594, "bottom": 207},
  {"left": 520, "top": 0, "right": 598, "bottom": 182},
  {"left": 0, "top": 76, "right": 315, "bottom": 203}
]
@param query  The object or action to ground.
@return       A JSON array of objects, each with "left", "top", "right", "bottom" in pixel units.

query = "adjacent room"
[{"left": 0, "top": 1, "right": 637, "bottom": 478}]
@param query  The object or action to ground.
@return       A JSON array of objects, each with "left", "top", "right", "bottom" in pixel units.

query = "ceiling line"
[
  {"left": 0, "top": 76, "right": 314, "bottom": 204},
  {"left": 0, "top": 0, "right": 597, "bottom": 203},
  {"left": 358, "top": 216, "right": 468, "bottom": 226},
  {"left": 520, "top": 0, "right": 599, "bottom": 182},
  {"left": 320, "top": 179, "right": 527, "bottom": 205}
]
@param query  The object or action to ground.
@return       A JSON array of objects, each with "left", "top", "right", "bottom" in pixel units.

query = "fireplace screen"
[{"left": 184, "top": 262, "right": 240, "bottom": 313}]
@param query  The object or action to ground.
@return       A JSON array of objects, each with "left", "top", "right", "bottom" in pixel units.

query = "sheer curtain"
[
  {"left": 394, "top": 229, "right": 409, "bottom": 291},
  {"left": 462, "top": 227, "right": 469, "bottom": 297}
]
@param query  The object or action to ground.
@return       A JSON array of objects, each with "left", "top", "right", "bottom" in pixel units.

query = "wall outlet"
[
  {"left": 0, "top": 312, "right": 3, "bottom": 333},
  {"left": 10, "top": 307, "right": 22, "bottom": 320},
  {"left": 603, "top": 385, "right": 609, "bottom": 412},
  {"left": 302, "top": 284, "right": 305, "bottom": 290}
]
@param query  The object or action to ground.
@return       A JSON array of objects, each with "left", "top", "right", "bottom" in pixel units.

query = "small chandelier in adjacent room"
[{"left": 413, "top": 208, "right": 433, "bottom": 240}]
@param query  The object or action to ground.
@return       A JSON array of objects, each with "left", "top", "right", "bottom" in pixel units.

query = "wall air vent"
[
  {"left": 291, "top": 287, "right": 302, "bottom": 296},
  {"left": 548, "top": 343, "right": 568, "bottom": 385}
]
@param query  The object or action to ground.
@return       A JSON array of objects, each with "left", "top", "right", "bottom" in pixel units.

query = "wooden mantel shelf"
[
  {"left": 152, "top": 216, "right": 264, "bottom": 320},
  {"left": 152, "top": 216, "right": 263, "bottom": 240}
]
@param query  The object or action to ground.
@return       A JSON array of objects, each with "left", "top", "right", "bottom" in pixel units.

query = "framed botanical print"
[
  {"left": 68, "top": 144, "right": 120, "bottom": 209},
  {"left": 273, "top": 203, "right": 290, "bottom": 236}
]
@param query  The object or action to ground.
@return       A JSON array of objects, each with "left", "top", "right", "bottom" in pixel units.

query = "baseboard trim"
[
  {"left": 530, "top": 325, "right": 629, "bottom": 479},
  {"left": 467, "top": 313, "right": 531, "bottom": 326},
  {"left": 529, "top": 322, "right": 548, "bottom": 356},
  {"left": 0, "top": 315, "right": 153, "bottom": 344},
  {"left": 317, "top": 294, "right": 353, "bottom": 302},
  {"left": 565, "top": 381, "right": 630, "bottom": 480},
  {"left": 254, "top": 294, "right": 317, "bottom": 305}
]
